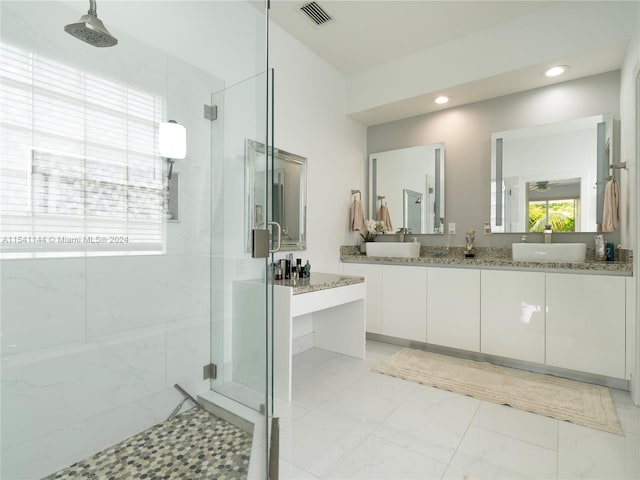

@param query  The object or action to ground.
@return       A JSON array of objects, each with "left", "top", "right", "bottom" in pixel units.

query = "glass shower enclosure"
[{"left": 0, "top": 1, "right": 274, "bottom": 478}]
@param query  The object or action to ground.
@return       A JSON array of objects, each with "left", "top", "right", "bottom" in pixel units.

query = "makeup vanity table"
[{"left": 273, "top": 272, "right": 366, "bottom": 402}]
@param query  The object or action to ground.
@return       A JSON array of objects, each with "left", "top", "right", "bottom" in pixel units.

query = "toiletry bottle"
[
  {"left": 304, "top": 260, "right": 311, "bottom": 277},
  {"left": 606, "top": 242, "right": 615, "bottom": 262},
  {"left": 296, "top": 258, "right": 303, "bottom": 278},
  {"left": 285, "top": 259, "right": 291, "bottom": 279},
  {"left": 594, "top": 235, "right": 605, "bottom": 261}
]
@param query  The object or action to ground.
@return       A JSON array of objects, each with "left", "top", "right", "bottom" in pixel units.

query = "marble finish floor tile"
[
  {"left": 471, "top": 401, "right": 559, "bottom": 451},
  {"left": 44, "top": 408, "right": 252, "bottom": 480},
  {"left": 284, "top": 342, "right": 640, "bottom": 480},
  {"left": 443, "top": 425, "right": 557, "bottom": 480},
  {"left": 373, "top": 385, "right": 481, "bottom": 464},
  {"left": 327, "top": 434, "right": 448, "bottom": 479},
  {"left": 557, "top": 421, "right": 640, "bottom": 480}
]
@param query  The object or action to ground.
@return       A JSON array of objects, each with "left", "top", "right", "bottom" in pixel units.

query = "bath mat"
[{"left": 374, "top": 347, "right": 623, "bottom": 435}]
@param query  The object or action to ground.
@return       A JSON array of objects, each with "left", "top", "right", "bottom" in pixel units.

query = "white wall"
[
  {"left": 0, "top": 2, "right": 233, "bottom": 477},
  {"left": 269, "top": 22, "right": 367, "bottom": 273}
]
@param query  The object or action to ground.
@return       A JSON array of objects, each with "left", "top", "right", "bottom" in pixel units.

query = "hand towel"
[
  {"left": 602, "top": 178, "right": 619, "bottom": 232},
  {"left": 377, "top": 204, "right": 393, "bottom": 232},
  {"left": 350, "top": 199, "right": 366, "bottom": 231}
]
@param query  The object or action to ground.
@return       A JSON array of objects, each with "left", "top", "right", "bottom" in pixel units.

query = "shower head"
[{"left": 64, "top": 0, "right": 117, "bottom": 48}]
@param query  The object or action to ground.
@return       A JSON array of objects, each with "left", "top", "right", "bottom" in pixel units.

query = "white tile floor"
[{"left": 275, "top": 341, "right": 640, "bottom": 480}]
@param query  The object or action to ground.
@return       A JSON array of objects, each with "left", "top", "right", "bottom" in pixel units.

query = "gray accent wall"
[{"left": 367, "top": 70, "right": 621, "bottom": 247}]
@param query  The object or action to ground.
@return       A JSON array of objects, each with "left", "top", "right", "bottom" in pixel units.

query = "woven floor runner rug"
[{"left": 374, "top": 347, "right": 623, "bottom": 435}]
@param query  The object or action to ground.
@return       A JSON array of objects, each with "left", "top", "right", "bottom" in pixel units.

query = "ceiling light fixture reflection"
[
  {"left": 544, "top": 65, "right": 568, "bottom": 77},
  {"left": 434, "top": 96, "right": 449, "bottom": 105}
]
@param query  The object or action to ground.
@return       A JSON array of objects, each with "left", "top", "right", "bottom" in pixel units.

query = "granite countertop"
[
  {"left": 274, "top": 271, "right": 365, "bottom": 294},
  {"left": 340, "top": 246, "right": 633, "bottom": 275}
]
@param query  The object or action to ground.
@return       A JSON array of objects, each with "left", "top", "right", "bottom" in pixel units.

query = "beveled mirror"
[{"left": 245, "top": 139, "right": 307, "bottom": 251}]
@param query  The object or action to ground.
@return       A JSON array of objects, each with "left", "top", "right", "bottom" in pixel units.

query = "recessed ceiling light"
[
  {"left": 434, "top": 96, "right": 449, "bottom": 105},
  {"left": 544, "top": 65, "right": 568, "bottom": 77}
]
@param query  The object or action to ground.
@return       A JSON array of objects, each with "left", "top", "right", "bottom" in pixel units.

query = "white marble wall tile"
[
  {"left": 166, "top": 315, "right": 210, "bottom": 386},
  {"left": 1, "top": 326, "right": 166, "bottom": 450},
  {"left": 83, "top": 382, "right": 206, "bottom": 459},
  {"left": 164, "top": 128, "right": 212, "bottom": 256},
  {"left": 1, "top": 422, "right": 86, "bottom": 480},
  {"left": 86, "top": 254, "right": 209, "bottom": 337},
  {"left": 163, "top": 56, "right": 217, "bottom": 257},
  {"left": 79, "top": 327, "right": 167, "bottom": 417},
  {"left": 1, "top": 5, "right": 218, "bottom": 479},
  {"left": 83, "top": 401, "right": 163, "bottom": 462},
  {"left": 1, "top": 258, "right": 86, "bottom": 355},
  {"left": 2, "top": 343, "right": 96, "bottom": 450}
]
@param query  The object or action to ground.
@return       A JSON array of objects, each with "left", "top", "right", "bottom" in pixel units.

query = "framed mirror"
[
  {"left": 368, "top": 143, "right": 445, "bottom": 234},
  {"left": 490, "top": 114, "right": 615, "bottom": 233},
  {"left": 245, "top": 139, "right": 307, "bottom": 251}
]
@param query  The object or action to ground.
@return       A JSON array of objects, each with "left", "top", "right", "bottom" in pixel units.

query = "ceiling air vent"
[{"left": 300, "top": 1, "right": 333, "bottom": 26}]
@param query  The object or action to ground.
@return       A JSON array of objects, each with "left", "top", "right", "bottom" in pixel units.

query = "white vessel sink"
[
  {"left": 512, "top": 242, "right": 586, "bottom": 263},
  {"left": 366, "top": 242, "right": 421, "bottom": 258}
]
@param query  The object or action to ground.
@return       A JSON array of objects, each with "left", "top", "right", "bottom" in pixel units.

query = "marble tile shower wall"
[{"left": 0, "top": 3, "right": 222, "bottom": 478}]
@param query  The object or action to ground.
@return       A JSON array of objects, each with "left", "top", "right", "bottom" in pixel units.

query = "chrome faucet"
[
  {"left": 543, "top": 224, "right": 552, "bottom": 244},
  {"left": 395, "top": 227, "right": 410, "bottom": 242}
]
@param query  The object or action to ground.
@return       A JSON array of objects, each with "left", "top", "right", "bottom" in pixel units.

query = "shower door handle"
[{"left": 268, "top": 221, "right": 281, "bottom": 253}]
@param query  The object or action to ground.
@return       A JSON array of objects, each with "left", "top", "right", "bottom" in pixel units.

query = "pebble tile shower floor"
[{"left": 44, "top": 408, "right": 252, "bottom": 480}]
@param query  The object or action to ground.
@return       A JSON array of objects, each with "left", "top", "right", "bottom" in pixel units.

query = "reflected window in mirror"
[
  {"left": 245, "top": 140, "right": 307, "bottom": 251},
  {"left": 490, "top": 114, "right": 614, "bottom": 233},
  {"left": 526, "top": 179, "right": 580, "bottom": 232},
  {"left": 368, "top": 143, "right": 445, "bottom": 234}
]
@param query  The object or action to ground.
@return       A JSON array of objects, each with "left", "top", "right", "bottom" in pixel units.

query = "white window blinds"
[{"left": 0, "top": 42, "right": 166, "bottom": 255}]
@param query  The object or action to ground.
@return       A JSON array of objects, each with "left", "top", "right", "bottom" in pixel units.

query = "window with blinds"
[{"left": 0, "top": 42, "right": 166, "bottom": 256}]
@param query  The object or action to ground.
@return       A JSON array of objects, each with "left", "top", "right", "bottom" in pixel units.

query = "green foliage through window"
[{"left": 529, "top": 200, "right": 576, "bottom": 232}]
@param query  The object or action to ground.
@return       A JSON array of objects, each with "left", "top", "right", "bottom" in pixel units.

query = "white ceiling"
[
  {"left": 271, "top": 1, "right": 557, "bottom": 74},
  {"left": 269, "top": 0, "right": 639, "bottom": 125}
]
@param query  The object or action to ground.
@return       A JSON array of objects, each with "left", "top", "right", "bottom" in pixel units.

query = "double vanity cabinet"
[{"left": 343, "top": 252, "right": 634, "bottom": 384}]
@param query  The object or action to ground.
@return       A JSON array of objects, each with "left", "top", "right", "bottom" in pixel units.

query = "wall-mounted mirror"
[
  {"left": 245, "top": 139, "right": 307, "bottom": 251},
  {"left": 490, "top": 114, "right": 615, "bottom": 233},
  {"left": 368, "top": 143, "right": 445, "bottom": 234}
]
